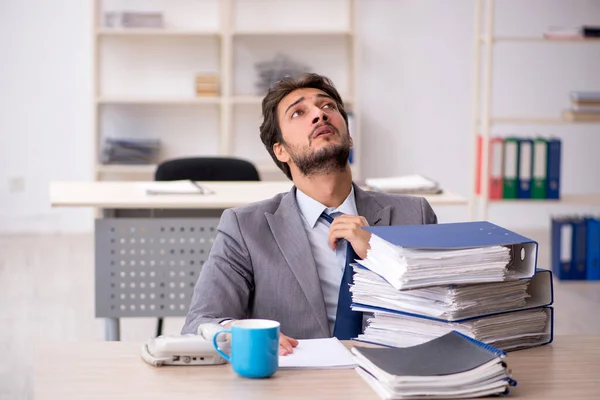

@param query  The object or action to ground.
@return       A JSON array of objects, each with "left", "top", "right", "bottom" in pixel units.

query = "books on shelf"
[
  {"left": 352, "top": 331, "right": 517, "bottom": 399},
  {"left": 101, "top": 138, "right": 161, "bottom": 165},
  {"left": 104, "top": 11, "right": 164, "bottom": 29},
  {"left": 476, "top": 135, "right": 561, "bottom": 200},
  {"left": 351, "top": 221, "right": 554, "bottom": 353},
  {"left": 551, "top": 215, "right": 600, "bottom": 280},
  {"left": 543, "top": 25, "right": 600, "bottom": 40},
  {"left": 563, "top": 91, "right": 600, "bottom": 122}
]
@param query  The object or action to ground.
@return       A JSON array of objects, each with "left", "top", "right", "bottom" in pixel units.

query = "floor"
[{"left": 1, "top": 231, "right": 599, "bottom": 399}]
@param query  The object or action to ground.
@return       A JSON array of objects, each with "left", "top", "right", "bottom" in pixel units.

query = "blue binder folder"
[
  {"left": 546, "top": 138, "right": 561, "bottom": 199},
  {"left": 363, "top": 221, "right": 538, "bottom": 279},
  {"left": 572, "top": 218, "right": 587, "bottom": 280},
  {"left": 517, "top": 138, "right": 533, "bottom": 199},
  {"left": 586, "top": 217, "right": 600, "bottom": 280},
  {"left": 352, "top": 268, "right": 554, "bottom": 323},
  {"left": 551, "top": 217, "right": 574, "bottom": 279}
]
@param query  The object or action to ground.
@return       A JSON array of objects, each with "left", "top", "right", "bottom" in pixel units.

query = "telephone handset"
[{"left": 141, "top": 323, "right": 230, "bottom": 367}]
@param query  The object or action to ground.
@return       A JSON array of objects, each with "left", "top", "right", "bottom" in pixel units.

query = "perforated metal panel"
[{"left": 95, "top": 218, "right": 219, "bottom": 318}]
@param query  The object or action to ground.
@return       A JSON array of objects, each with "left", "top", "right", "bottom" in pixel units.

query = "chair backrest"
[{"left": 154, "top": 157, "right": 260, "bottom": 182}]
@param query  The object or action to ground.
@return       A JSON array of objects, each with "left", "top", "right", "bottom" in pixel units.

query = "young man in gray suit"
[{"left": 182, "top": 73, "right": 437, "bottom": 355}]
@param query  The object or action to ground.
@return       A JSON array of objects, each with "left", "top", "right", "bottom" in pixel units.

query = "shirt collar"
[{"left": 295, "top": 185, "right": 358, "bottom": 228}]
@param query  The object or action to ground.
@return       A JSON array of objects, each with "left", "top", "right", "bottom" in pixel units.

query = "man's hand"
[
  {"left": 328, "top": 215, "right": 371, "bottom": 259},
  {"left": 222, "top": 321, "right": 298, "bottom": 356},
  {"left": 279, "top": 333, "right": 299, "bottom": 356}
]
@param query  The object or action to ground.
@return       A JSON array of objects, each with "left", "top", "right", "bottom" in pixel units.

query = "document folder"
[
  {"left": 546, "top": 138, "right": 561, "bottom": 199},
  {"left": 352, "top": 268, "right": 553, "bottom": 323},
  {"left": 586, "top": 217, "right": 600, "bottom": 280},
  {"left": 363, "top": 221, "right": 537, "bottom": 280},
  {"left": 517, "top": 138, "right": 533, "bottom": 199}
]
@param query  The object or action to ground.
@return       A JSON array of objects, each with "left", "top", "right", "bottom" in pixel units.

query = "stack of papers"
[
  {"left": 351, "top": 266, "right": 532, "bottom": 321},
  {"left": 357, "top": 221, "right": 536, "bottom": 290},
  {"left": 350, "top": 221, "right": 554, "bottom": 352},
  {"left": 278, "top": 338, "right": 356, "bottom": 370},
  {"left": 352, "top": 331, "right": 516, "bottom": 399},
  {"left": 358, "top": 239, "right": 511, "bottom": 290},
  {"left": 365, "top": 174, "right": 442, "bottom": 194},
  {"left": 357, "top": 307, "right": 551, "bottom": 352},
  {"left": 141, "top": 181, "right": 214, "bottom": 195}
]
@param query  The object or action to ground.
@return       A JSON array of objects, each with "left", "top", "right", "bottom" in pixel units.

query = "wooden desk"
[
  {"left": 34, "top": 337, "right": 600, "bottom": 399},
  {"left": 49, "top": 180, "right": 468, "bottom": 208}
]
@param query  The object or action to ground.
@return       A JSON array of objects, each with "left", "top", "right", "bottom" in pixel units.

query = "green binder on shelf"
[
  {"left": 503, "top": 137, "right": 520, "bottom": 199},
  {"left": 532, "top": 137, "right": 548, "bottom": 199}
]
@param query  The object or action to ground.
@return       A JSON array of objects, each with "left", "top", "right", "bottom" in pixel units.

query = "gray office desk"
[{"left": 49, "top": 180, "right": 467, "bottom": 341}]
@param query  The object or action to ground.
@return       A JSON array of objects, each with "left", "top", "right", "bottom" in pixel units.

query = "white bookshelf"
[
  {"left": 92, "top": 0, "right": 361, "bottom": 183},
  {"left": 470, "top": 0, "right": 600, "bottom": 221}
]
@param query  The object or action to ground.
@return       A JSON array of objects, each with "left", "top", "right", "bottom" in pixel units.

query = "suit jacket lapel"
[
  {"left": 354, "top": 183, "right": 391, "bottom": 227},
  {"left": 265, "top": 188, "right": 330, "bottom": 337}
]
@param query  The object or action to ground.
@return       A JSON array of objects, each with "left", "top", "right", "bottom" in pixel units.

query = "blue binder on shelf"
[
  {"left": 552, "top": 217, "right": 573, "bottom": 279},
  {"left": 586, "top": 217, "right": 600, "bottom": 280},
  {"left": 546, "top": 138, "right": 561, "bottom": 199},
  {"left": 572, "top": 218, "right": 587, "bottom": 279},
  {"left": 517, "top": 138, "right": 533, "bottom": 199},
  {"left": 351, "top": 268, "right": 554, "bottom": 323},
  {"left": 551, "top": 216, "right": 586, "bottom": 280},
  {"left": 363, "top": 221, "right": 538, "bottom": 279}
]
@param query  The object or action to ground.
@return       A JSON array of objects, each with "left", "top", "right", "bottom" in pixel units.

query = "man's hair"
[{"left": 259, "top": 73, "right": 348, "bottom": 180}]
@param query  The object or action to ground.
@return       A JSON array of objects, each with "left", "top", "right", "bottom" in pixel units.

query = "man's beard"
[{"left": 285, "top": 134, "right": 351, "bottom": 177}]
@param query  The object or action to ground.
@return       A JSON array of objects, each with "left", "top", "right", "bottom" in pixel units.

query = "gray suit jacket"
[{"left": 181, "top": 183, "right": 438, "bottom": 338}]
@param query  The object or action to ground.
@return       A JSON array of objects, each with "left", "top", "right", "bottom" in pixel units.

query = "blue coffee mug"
[{"left": 212, "top": 319, "right": 280, "bottom": 379}]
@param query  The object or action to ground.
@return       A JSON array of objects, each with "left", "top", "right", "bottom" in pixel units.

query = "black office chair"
[{"left": 153, "top": 157, "right": 260, "bottom": 337}]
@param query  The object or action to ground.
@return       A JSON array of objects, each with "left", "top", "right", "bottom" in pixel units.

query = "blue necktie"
[{"left": 320, "top": 211, "right": 363, "bottom": 340}]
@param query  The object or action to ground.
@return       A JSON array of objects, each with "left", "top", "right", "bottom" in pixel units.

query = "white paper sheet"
[{"left": 278, "top": 338, "right": 357, "bottom": 369}]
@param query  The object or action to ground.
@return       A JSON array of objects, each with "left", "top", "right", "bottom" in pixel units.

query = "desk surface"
[
  {"left": 49, "top": 181, "right": 468, "bottom": 209},
  {"left": 34, "top": 336, "right": 600, "bottom": 399}
]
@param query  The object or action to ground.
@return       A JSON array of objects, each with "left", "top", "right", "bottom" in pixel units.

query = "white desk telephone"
[{"left": 141, "top": 323, "right": 230, "bottom": 367}]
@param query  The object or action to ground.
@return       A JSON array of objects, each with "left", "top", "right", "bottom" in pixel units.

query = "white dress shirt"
[{"left": 295, "top": 186, "right": 358, "bottom": 335}]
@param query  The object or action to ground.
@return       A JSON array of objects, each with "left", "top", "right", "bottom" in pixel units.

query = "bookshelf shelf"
[
  {"left": 96, "top": 29, "right": 220, "bottom": 37},
  {"left": 232, "top": 95, "right": 354, "bottom": 105},
  {"left": 97, "top": 97, "right": 222, "bottom": 105},
  {"left": 232, "top": 30, "right": 353, "bottom": 36},
  {"left": 482, "top": 36, "right": 600, "bottom": 43},
  {"left": 489, "top": 117, "right": 600, "bottom": 125},
  {"left": 482, "top": 194, "right": 600, "bottom": 206},
  {"left": 96, "top": 164, "right": 157, "bottom": 174}
]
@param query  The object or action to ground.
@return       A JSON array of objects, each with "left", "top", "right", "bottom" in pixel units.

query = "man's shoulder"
[{"left": 225, "top": 191, "right": 288, "bottom": 219}]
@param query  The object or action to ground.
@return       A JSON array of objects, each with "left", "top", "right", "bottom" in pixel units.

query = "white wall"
[
  {"left": 0, "top": 0, "right": 94, "bottom": 233},
  {"left": 1, "top": 0, "right": 599, "bottom": 234}
]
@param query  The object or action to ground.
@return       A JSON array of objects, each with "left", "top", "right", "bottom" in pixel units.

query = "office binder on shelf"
[
  {"left": 551, "top": 217, "right": 573, "bottom": 279},
  {"left": 572, "top": 218, "right": 587, "bottom": 280},
  {"left": 503, "top": 137, "right": 520, "bottom": 199},
  {"left": 351, "top": 268, "right": 553, "bottom": 323},
  {"left": 586, "top": 217, "right": 600, "bottom": 280},
  {"left": 546, "top": 138, "right": 561, "bottom": 199},
  {"left": 551, "top": 216, "right": 586, "bottom": 280},
  {"left": 361, "top": 221, "right": 538, "bottom": 288},
  {"left": 531, "top": 137, "right": 548, "bottom": 199},
  {"left": 517, "top": 138, "right": 533, "bottom": 199},
  {"left": 476, "top": 136, "right": 504, "bottom": 199}
]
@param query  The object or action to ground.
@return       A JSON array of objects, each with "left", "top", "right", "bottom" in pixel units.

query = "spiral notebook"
[{"left": 352, "top": 331, "right": 516, "bottom": 399}]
